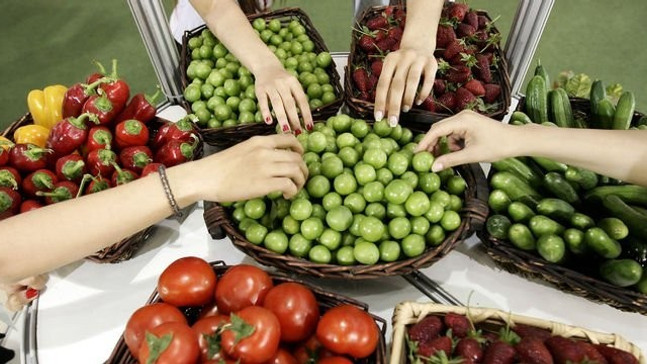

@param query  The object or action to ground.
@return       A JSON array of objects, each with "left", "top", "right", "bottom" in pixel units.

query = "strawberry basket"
[
  {"left": 180, "top": 7, "right": 344, "bottom": 149},
  {"left": 345, "top": 4, "right": 511, "bottom": 123},
  {"left": 106, "top": 260, "right": 387, "bottom": 363},
  {"left": 477, "top": 96, "right": 647, "bottom": 314},
  {"left": 2, "top": 113, "right": 203, "bottom": 263},
  {"left": 390, "top": 301, "right": 644, "bottom": 364}
]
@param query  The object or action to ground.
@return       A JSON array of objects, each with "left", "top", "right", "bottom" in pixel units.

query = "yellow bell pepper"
[
  {"left": 13, "top": 125, "right": 50, "bottom": 148},
  {"left": 0, "top": 136, "right": 13, "bottom": 150},
  {"left": 27, "top": 85, "right": 68, "bottom": 130}
]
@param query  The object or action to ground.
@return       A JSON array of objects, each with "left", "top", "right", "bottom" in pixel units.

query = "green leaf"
[
  {"left": 229, "top": 313, "right": 255, "bottom": 345},
  {"left": 555, "top": 70, "right": 575, "bottom": 89},
  {"left": 606, "top": 83, "right": 624, "bottom": 103},
  {"left": 204, "top": 331, "right": 222, "bottom": 361},
  {"left": 564, "top": 73, "right": 592, "bottom": 98},
  {"left": 144, "top": 331, "right": 173, "bottom": 364}
]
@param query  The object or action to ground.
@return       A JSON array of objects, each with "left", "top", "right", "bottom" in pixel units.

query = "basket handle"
[
  {"left": 203, "top": 202, "right": 228, "bottom": 240},
  {"left": 463, "top": 163, "right": 490, "bottom": 232}
]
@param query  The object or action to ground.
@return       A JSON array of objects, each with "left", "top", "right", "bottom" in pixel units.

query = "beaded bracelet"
[{"left": 158, "top": 165, "right": 183, "bottom": 219}]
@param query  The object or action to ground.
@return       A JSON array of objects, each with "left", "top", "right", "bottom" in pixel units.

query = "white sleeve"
[{"left": 169, "top": 0, "right": 206, "bottom": 44}]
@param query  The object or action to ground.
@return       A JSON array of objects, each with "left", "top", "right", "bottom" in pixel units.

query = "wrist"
[{"left": 165, "top": 162, "right": 201, "bottom": 209}]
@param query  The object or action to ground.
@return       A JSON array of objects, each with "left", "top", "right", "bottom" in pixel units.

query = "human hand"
[
  {"left": 415, "top": 110, "right": 520, "bottom": 171},
  {"left": 0, "top": 274, "right": 47, "bottom": 312},
  {"left": 373, "top": 47, "right": 438, "bottom": 126},
  {"left": 254, "top": 64, "right": 313, "bottom": 134},
  {"left": 188, "top": 134, "right": 307, "bottom": 202}
]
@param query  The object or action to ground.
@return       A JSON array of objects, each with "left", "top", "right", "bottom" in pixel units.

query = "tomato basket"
[
  {"left": 2, "top": 113, "right": 203, "bottom": 263},
  {"left": 344, "top": 5, "right": 511, "bottom": 124},
  {"left": 476, "top": 97, "right": 647, "bottom": 315},
  {"left": 105, "top": 260, "right": 387, "bottom": 363},
  {"left": 389, "top": 301, "right": 645, "bottom": 364},
  {"left": 179, "top": 7, "right": 344, "bottom": 149}
]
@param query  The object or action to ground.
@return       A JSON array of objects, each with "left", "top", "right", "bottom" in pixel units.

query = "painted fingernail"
[
  {"left": 389, "top": 115, "right": 398, "bottom": 127},
  {"left": 294, "top": 129, "right": 302, "bottom": 136},
  {"left": 306, "top": 123, "right": 313, "bottom": 131},
  {"left": 431, "top": 162, "right": 443, "bottom": 172},
  {"left": 26, "top": 288, "right": 39, "bottom": 300},
  {"left": 374, "top": 110, "right": 383, "bottom": 121},
  {"left": 402, "top": 106, "right": 410, "bottom": 113},
  {"left": 265, "top": 117, "right": 272, "bottom": 125},
  {"left": 282, "top": 124, "right": 290, "bottom": 133}
]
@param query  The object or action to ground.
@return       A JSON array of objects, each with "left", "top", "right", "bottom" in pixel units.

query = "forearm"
[
  {"left": 400, "top": 0, "right": 443, "bottom": 51},
  {"left": 190, "top": 0, "right": 281, "bottom": 74},
  {"left": 514, "top": 124, "right": 647, "bottom": 186}
]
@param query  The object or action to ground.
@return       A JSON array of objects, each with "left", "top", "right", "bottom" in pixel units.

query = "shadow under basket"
[
  {"left": 203, "top": 162, "right": 489, "bottom": 280},
  {"left": 106, "top": 260, "right": 388, "bottom": 364},
  {"left": 179, "top": 7, "right": 344, "bottom": 149},
  {"left": 2, "top": 113, "right": 204, "bottom": 264}
]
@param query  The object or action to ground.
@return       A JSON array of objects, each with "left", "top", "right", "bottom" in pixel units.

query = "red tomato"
[
  {"left": 316, "top": 305, "right": 379, "bottom": 359},
  {"left": 215, "top": 265, "right": 273, "bottom": 314},
  {"left": 293, "top": 336, "right": 335, "bottom": 364},
  {"left": 192, "top": 314, "right": 230, "bottom": 362},
  {"left": 158, "top": 256, "right": 217, "bottom": 307},
  {"left": 264, "top": 348, "right": 298, "bottom": 364},
  {"left": 199, "top": 302, "right": 222, "bottom": 319},
  {"left": 138, "top": 321, "right": 200, "bottom": 364},
  {"left": 263, "top": 282, "right": 320, "bottom": 342},
  {"left": 221, "top": 306, "right": 281, "bottom": 364},
  {"left": 317, "top": 356, "right": 353, "bottom": 364},
  {"left": 124, "top": 303, "right": 187, "bottom": 358}
]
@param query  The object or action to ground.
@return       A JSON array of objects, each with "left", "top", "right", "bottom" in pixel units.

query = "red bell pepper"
[
  {"left": 140, "top": 162, "right": 164, "bottom": 178},
  {"left": 114, "top": 89, "right": 161, "bottom": 125},
  {"left": 47, "top": 113, "right": 99, "bottom": 157},
  {"left": 9, "top": 143, "right": 51, "bottom": 173},
  {"left": 20, "top": 199, "right": 43, "bottom": 213},
  {"left": 0, "top": 187, "right": 21, "bottom": 220},
  {"left": 84, "top": 126, "right": 113, "bottom": 154},
  {"left": 98, "top": 59, "right": 130, "bottom": 114},
  {"left": 119, "top": 146, "right": 152, "bottom": 174},
  {"left": 87, "top": 148, "right": 117, "bottom": 177},
  {"left": 62, "top": 78, "right": 107, "bottom": 118},
  {"left": 151, "top": 115, "right": 197, "bottom": 150},
  {"left": 22, "top": 169, "right": 58, "bottom": 197},
  {"left": 82, "top": 92, "right": 119, "bottom": 126},
  {"left": 154, "top": 135, "right": 198, "bottom": 167},
  {"left": 81, "top": 174, "right": 111, "bottom": 195},
  {"left": 111, "top": 163, "right": 139, "bottom": 186},
  {"left": 36, "top": 181, "right": 79, "bottom": 205},
  {"left": 85, "top": 61, "right": 107, "bottom": 84},
  {"left": 0, "top": 166, "right": 20, "bottom": 189},
  {"left": 115, "top": 119, "right": 149, "bottom": 149},
  {"left": 0, "top": 140, "right": 13, "bottom": 167},
  {"left": 55, "top": 154, "right": 86, "bottom": 183}
]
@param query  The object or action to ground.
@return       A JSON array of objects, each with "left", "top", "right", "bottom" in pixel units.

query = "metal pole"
[{"left": 126, "top": 0, "right": 184, "bottom": 104}]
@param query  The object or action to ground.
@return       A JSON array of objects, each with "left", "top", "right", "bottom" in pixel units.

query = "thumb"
[
  {"left": 431, "top": 149, "right": 473, "bottom": 172},
  {"left": 5, "top": 288, "right": 39, "bottom": 312}
]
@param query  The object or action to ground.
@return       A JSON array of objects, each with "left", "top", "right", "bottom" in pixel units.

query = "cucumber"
[
  {"left": 570, "top": 212, "right": 595, "bottom": 230},
  {"left": 550, "top": 88, "right": 575, "bottom": 128},
  {"left": 564, "top": 166, "right": 599, "bottom": 190},
  {"left": 488, "top": 189, "right": 512, "bottom": 213},
  {"left": 637, "top": 115, "right": 647, "bottom": 126},
  {"left": 543, "top": 172, "right": 580, "bottom": 204},
  {"left": 525, "top": 75, "right": 549, "bottom": 124},
  {"left": 612, "top": 91, "right": 635, "bottom": 130},
  {"left": 536, "top": 198, "right": 575, "bottom": 222},
  {"left": 599, "top": 259, "right": 643, "bottom": 287},
  {"left": 486, "top": 215, "right": 512, "bottom": 240},
  {"left": 584, "top": 227, "right": 622, "bottom": 259},
  {"left": 537, "top": 234, "right": 566, "bottom": 263},
  {"left": 530, "top": 157, "right": 568, "bottom": 173},
  {"left": 508, "top": 223, "right": 536, "bottom": 251},
  {"left": 597, "top": 217, "right": 629, "bottom": 240},
  {"left": 507, "top": 201, "right": 535, "bottom": 223},
  {"left": 586, "top": 185, "right": 647, "bottom": 207},
  {"left": 636, "top": 273, "right": 647, "bottom": 294},
  {"left": 490, "top": 172, "right": 542, "bottom": 208},
  {"left": 590, "top": 79, "right": 606, "bottom": 115},
  {"left": 620, "top": 235, "right": 647, "bottom": 269},
  {"left": 563, "top": 228, "right": 586, "bottom": 255},
  {"left": 491, "top": 157, "right": 542, "bottom": 188},
  {"left": 510, "top": 111, "right": 532, "bottom": 125},
  {"left": 602, "top": 194, "right": 647, "bottom": 239},
  {"left": 595, "top": 99, "right": 616, "bottom": 129},
  {"left": 529, "top": 215, "right": 565, "bottom": 237},
  {"left": 534, "top": 62, "right": 551, "bottom": 94}
]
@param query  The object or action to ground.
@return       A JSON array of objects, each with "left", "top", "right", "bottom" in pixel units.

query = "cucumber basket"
[{"left": 477, "top": 90, "right": 647, "bottom": 314}]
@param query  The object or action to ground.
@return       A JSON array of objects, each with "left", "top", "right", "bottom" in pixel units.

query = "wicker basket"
[
  {"left": 2, "top": 113, "right": 204, "bottom": 263},
  {"left": 477, "top": 97, "right": 647, "bottom": 314},
  {"left": 390, "top": 301, "right": 645, "bottom": 364},
  {"left": 106, "top": 260, "right": 387, "bottom": 364},
  {"left": 180, "top": 7, "right": 344, "bottom": 148},
  {"left": 345, "top": 5, "right": 511, "bottom": 123}
]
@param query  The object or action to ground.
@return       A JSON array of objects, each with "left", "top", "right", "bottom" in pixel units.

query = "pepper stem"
[
  {"left": 76, "top": 174, "right": 93, "bottom": 198},
  {"left": 145, "top": 87, "right": 162, "bottom": 105},
  {"left": 110, "top": 59, "right": 120, "bottom": 79},
  {"left": 93, "top": 60, "right": 107, "bottom": 76}
]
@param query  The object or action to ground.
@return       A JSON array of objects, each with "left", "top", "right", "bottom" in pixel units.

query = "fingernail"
[
  {"left": 431, "top": 162, "right": 443, "bottom": 172},
  {"left": 374, "top": 111, "right": 383, "bottom": 121},
  {"left": 26, "top": 288, "right": 39, "bottom": 300},
  {"left": 402, "top": 106, "right": 410, "bottom": 113},
  {"left": 282, "top": 124, "right": 290, "bottom": 133},
  {"left": 415, "top": 99, "right": 423, "bottom": 106},
  {"left": 265, "top": 117, "right": 272, "bottom": 125},
  {"left": 389, "top": 115, "right": 398, "bottom": 127},
  {"left": 306, "top": 123, "right": 313, "bottom": 131},
  {"left": 294, "top": 129, "right": 302, "bottom": 136}
]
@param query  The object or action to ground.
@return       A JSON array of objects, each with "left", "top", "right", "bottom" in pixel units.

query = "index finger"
[
  {"left": 264, "top": 134, "right": 305, "bottom": 154},
  {"left": 414, "top": 118, "right": 458, "bottom": 152},
  {"left": 374, "top": 57, "right": 397, "bottom": 121}
]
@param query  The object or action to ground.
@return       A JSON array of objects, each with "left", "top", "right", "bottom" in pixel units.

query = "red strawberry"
[
  {"left": 515, "top": 337, "right": 553, "bottom": 364},
  {"left": 368, "top": 74, "right": 379, "bottom": 91},
  {"left": 455, "top": 87, "right": 477, "bottom": 111},
  {"left": 408, "top": 316, "right": 444, "bottom": 343},
  {"left": 374, "top": 29, "right": 387, "bottom": 42},
  {"left": 377, "top": 38, "right": 398, "bottom": 53},
  {"left": 352, "top": 68, "right": 370, "bottom": 93},
  {"left": 384, "top": 5, "right": 395, "bottom": 17},
  {"left": 448, "top": 3, "right": 469, "bottom": 22},
  {"left": 358, "top": 34, "right": 376, "bottom": 52},
  {"left": 368, "top": 89, "right": 376, "bottom": 102},
  {"left": 455, "top": 337, "right": 483, "bottom": 364},
  {"left": 444, "top": 40, "right": 467, "bottom": 60},
  {"left": 464, "top": 79, "right": 486, "bottom": 97},
  {"left": 421, "top": 96, "right": 436, "bottom": 112},
  {"left": 484, "top": 84, "right": 502, "bottom": 103},
  {"left": 545, "top": 336, "right": 585, "bottom": 364},
  {"left": 465, "top": 10, "right": 479, "bottom": 28},
  {"left": 476, "top": 54, "right": 492, "bottom": 83},
  {"left": 436, "top": 25, "right": 457, "bottom": 48},
  {"left": 358, "top": 91, "right": 370, "bottom": 101},
  {"left": 370, "top": 59, "right": 384, "bottom": 77},
  {"left": 437, "top": 92, "right": 457, "bottom": 112},
  {"left": 457, "top": 23, "right": 477, "bottom": 38},
  {"left": 418, "top": 336, "right": 452, "bottom": 358},
  {"left": 366, "top": 16, "right": 388, "bottom": 30},
  {"left": 472, "top": 30, "right": 490, "bottom": 46},
  {"left": 433, "top": 79, "right": 447, "bottom": 94},
  {"left": 444, "top": 312, "right": 470, "bottom": 338},
  {"left": 577, "top": 342, "right": 608, "bottom": 364},
  {"left": 483, "top": 341, "right": 516, "bottom": 364},
  {"left": 478, "top": 15, "right": 490, "bottom": 29},
  {"left": 388, "top": 26, "right": 404, "bottom": 42},
  {"left": 394, "top": 8, "right": 406, "bottom": 25},
  {"left": 446, "top": 65, "right": 472, "bottom": 84},
  {"left": 482, "top": 52, "right": 495, "bottom": 64},
  {"left": 593, "top": 344, "right": 638, "bottom": 364},
  {"left": 511, "top": 324, "right": 551, "bottom": 342}
]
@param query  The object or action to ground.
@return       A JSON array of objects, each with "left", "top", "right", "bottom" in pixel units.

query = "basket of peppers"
[{"left": 0, "top": 60, "right": 203, "bottom": 263}]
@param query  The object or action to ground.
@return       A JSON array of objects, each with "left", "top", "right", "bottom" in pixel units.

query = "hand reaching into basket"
[
  {"left": 0, "top": 274, "right": 47, "bottom": 312},
  {"left": 415, "top": 110, "right": 647, "bottom": 186}
]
